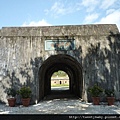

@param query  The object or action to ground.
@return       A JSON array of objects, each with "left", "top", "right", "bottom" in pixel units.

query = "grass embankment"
[{"left": 51, "top": 84, "right": 69, "bottom": 87}]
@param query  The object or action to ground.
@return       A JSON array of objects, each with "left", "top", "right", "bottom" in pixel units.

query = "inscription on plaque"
[{"left": 45, "top": 39, "right": 75, "bottom": 51}]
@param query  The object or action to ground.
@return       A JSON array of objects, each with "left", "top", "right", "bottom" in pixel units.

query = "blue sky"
[{"left": 0, "top": 0, "right": 120, "bottom": 31}]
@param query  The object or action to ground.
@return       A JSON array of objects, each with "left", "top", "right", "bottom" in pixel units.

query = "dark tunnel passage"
[{"left": 38, "top": 54, "right": 83, "bottom": 101}]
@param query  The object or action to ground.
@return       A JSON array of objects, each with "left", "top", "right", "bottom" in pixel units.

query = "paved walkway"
[
  {"left": 0, "top": 98, "right": 120, "bottom": 114},
  {"left": 0, "top": 87, "right": 120, "bottom": 115}
]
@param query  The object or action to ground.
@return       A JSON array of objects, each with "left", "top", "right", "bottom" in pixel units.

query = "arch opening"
[
  {"left": 38, "top": 54, "right": 83, "bottom": 101},
  {"left": 51, "top": 70, "right": 69, "bottom": 90}
]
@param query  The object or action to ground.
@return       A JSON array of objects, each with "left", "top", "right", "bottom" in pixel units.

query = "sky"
[{"left": 0, "top": 0, "right": 120, "bottom": 31}]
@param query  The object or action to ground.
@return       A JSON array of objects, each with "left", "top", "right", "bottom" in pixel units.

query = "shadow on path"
[{"left": 44, "top": 89, "right": 78, "bottom": 100}]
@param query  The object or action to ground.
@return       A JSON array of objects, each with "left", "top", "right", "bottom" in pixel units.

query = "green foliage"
[
  {"left": 105, "top": 89, "right": 114, "bottom": 97},
  {"left": 88, "top": 84, "right": 103, "bottom": 97},
  {"left": 7, "top": 88, "right": 16, "bottom": 97},
  {"left": 17, "top": 86, "right": 32, "bottom": 98},
  {"left": 52, "top": 70, "right": 67, "bottom": 77}
]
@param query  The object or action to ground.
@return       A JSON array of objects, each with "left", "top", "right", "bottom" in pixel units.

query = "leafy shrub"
[
  {"left": 7, "top": 88, "right": 16, "bottom": 97},
  {"left": 17, "top": 86, "right": 31, "bottom": 98},
  {"left": 88, "top": 84, "right": 103, "bottom": 97},
  {"left": 105, "top": 89, "right": 114, "bottom": 97}
]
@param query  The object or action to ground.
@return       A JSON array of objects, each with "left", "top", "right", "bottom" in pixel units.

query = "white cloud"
[
  {"left": 106, "top": 9, "right": 115, "bottom": 15},
  {"left": 81, "top": 0, "right": 99, "bottom": 7},
  {"left": 22, "top": 19, "right": 52, "bottom": 26},
  {"left": 84, "top": 13, "right": 99, "bottom": 23},
  {"left": 81, "top": 0, "right": 100, "bottom": 12},
  {"left": 45, "top": 1, "right": 82, "bottom": 18},
  {"left": 51, "top": 2, "right": 65, "bottom": 16},
  {"left": 100, "top": 0, "right": 117, "bottom": 10},
  {"left": 96, "top": 9, "right": 120, "bottom": 31},
  {"left": 45, "top": 2, "right": 69, "bottom": 18}
]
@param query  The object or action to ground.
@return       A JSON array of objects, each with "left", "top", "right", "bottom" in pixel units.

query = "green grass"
[{"left": 51, "top": 84, "right": 69, "bottom": 87}]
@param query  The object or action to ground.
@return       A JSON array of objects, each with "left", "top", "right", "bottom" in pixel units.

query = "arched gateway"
[
  {"left": 38, "top": 54, "right": 83, "bottom": 101},
  {"left": 0, "top": 24, "right": 120, "bottom": 103}
]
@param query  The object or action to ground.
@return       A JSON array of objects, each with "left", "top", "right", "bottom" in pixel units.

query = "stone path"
[{"left": 0, "top": 99, "right": 120, "bottom": 114}]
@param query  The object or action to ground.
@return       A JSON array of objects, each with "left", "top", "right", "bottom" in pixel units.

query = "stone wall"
[{"left": 0, "top": 24, "right": 120, "bottom": 103}]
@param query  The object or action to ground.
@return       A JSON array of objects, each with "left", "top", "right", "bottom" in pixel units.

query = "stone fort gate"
[{"left": 0, "top": 24, "right": 120, "bottom": 104}]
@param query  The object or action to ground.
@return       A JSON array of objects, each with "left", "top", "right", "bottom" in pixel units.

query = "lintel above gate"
[{"left": 45, "top": 39, "right": 75, "bottom": 51}]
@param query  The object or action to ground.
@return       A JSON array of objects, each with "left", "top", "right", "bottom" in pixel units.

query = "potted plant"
[
  {"left": 88, "top": 84, "right": 103, "bottom": 105},
  {"left": 17, "top": 86, "right": 32, "bottom": 107},
  {"left": 7, "top": 88, "right": 16, "bottom": 107},
  {"left": 105, "top": 89, "right": 115, "bottom": 105}
]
